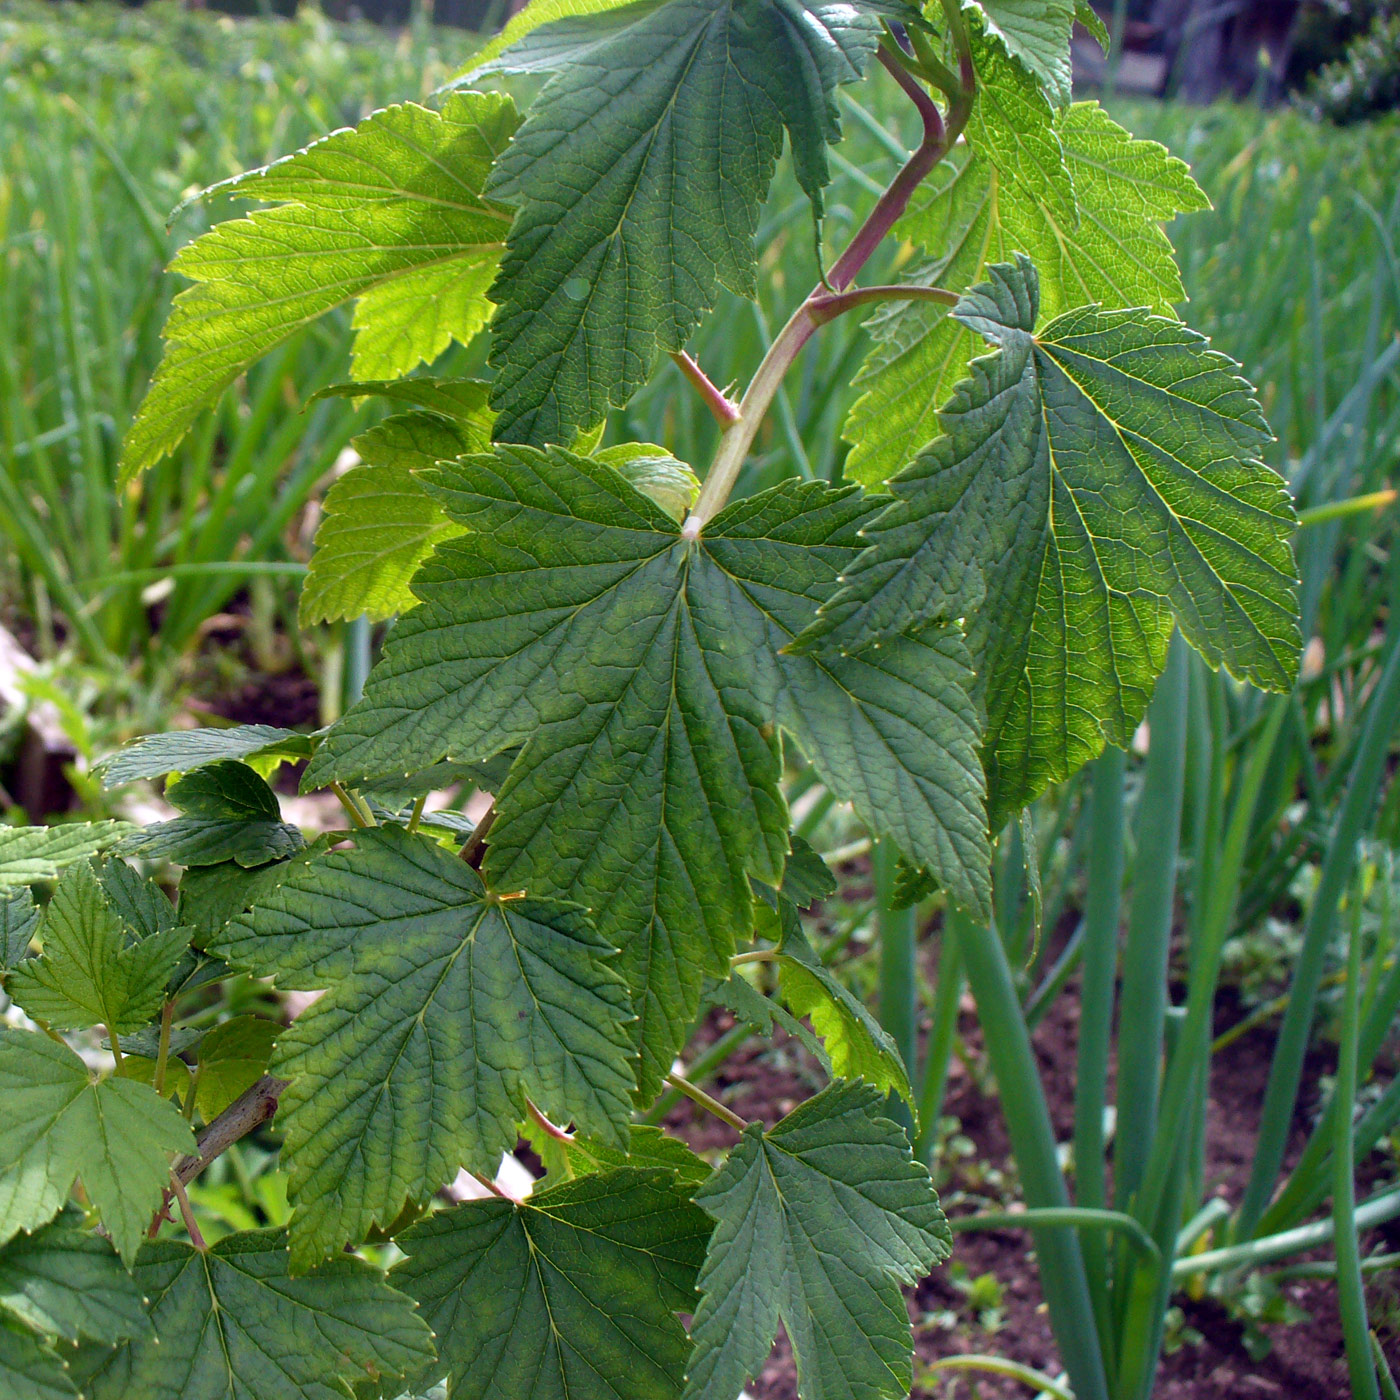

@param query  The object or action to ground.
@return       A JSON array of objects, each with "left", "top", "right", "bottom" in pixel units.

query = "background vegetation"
[{"left": 3, "top": 2, "right": 1399, "bottom": 1393}]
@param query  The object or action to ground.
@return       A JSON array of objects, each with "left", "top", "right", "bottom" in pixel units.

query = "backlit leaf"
[{"left": 809, "top": 257, "right": 1299, "bottom": 823}]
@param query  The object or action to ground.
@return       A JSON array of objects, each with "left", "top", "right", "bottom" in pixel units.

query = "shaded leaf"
[
  {"left": 0, "top": 889, "right": 39, "bottom": 969},
  {"left": 394, "top": 1169, "right": 710, "bottom": 1400},
  {"left": 210, "top": 826, "right": 635, "bottom": 1269},
  {"left": 684, "top": 1081, "right": 950, "bottom": 1400},
  {"left": 72, "top": 1229, "right": 433, "bottom": 1400},
  {"left": 482, "top": 0, "right": 913, "bottom": 444},
  {"left": 0, "top": 1217, "right": 149, "bottom": 1343},
  {"left": 193, "top": 1016, "right": 280, "bottom": 1121},
  {"left": 310, "top": 449, "right": 987, "bottom": 1095}
]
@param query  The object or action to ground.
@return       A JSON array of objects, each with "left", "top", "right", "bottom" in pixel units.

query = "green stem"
[
  {"left": 665, "top": 1072, "right": 748, "bottom": 1133},
  {"left": 957, "top": 908, "right": 1111, "bottom": 1400},
  {"left": 1239, "top": 634, "right": 1400, "bottom": 1234},
  {"left": 874, "top": 839, "right": 916, "bottom": 1133},
  {"left": 1334, "top": 891, "right": 1382, "bottom": 1400},
  {"left": 913, "top": 919, "right": 963, "bottom": 1162},
  {"left": 1072, "top": 746, "right": 1126, "bottom": 1365},
  {"left": 688, "top": 47, "right": 967, "bottom": 529},
  {"left": 152, "top": 1000, "right": 175, "bottom": 1097}
]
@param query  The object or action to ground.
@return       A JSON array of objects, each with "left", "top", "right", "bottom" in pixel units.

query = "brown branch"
[{"left": 671, "top": 350, "right": 741, "bottom": 426}]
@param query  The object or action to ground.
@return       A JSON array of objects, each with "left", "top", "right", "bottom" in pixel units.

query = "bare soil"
[{"left": 665, "top": 925, "right": 1400, "bottom": 1400}]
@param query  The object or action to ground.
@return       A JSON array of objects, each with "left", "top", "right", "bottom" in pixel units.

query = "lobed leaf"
[
  {"left": 300, "top": 412, "right": 485, "bottom": 627},
  {"left": 120, "top": 92, "right": 516, "bottom": 477},
  {"left": 684, "top": 1080, "right": 950, "bottom": 1400},
  {"left": 968, "top": 0, "right": 1076, "bottom": 105},
  {"left": 210, "top": 826, "right": 636, "bottom": 1269},
  {"left": 309, "top": 448, "right": 988, "bottom": 1096},
  {"left": 845, "top": 44, "right": 1207, "bottom": 487},
  {"left": 0, "top": 1217, "right": 149, "bottom": 1344},
  {"left": 0, "top": 889, "right": 39, "bottom": 968},
  {"left": 0, "top": 822, "right": 134, "bottom": 888},
  {"left": 0, "top": 1028, "right": 195, "bottom": 1264},
  {"left": 95, "top": 724, "right": 312, "bottom": 788},
  {"left": 72, "top": 1228, "right": 433, "bottom": 1400},
  {"left": 809, "top": 257, "right": 1299, "bottom": 823},
  {"left": 8, "top": 861, "right": 189, "bottom": 1034},
  {"left": 393, "top": 1167, "right": 710, "bottom": 1400},
  {"left": 481, "top": 0, "right": 914, "bottom": 444}
]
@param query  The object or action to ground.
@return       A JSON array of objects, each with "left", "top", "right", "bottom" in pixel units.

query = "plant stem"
[
  {"left": 461, "top": 803, "right": 496, "bottom": 869},
  {"left": 526, "top": 1098, "right": 574, "bottom": 1142},
  {"left": 406, "top": 793, "right": 427, "bottom": 833},
  {"left": 687, "top": 47, "right": 967, "bottom": 530},
  {"left": 1335, "top": 890, "right": 1382, "bottom": 1400},
  {"left": 807, "top": 284, "right": 958, "bottom": 325},
  {"left": 172, "top": 1073, "right": 287, "bottom": 1188},
  {"left": 171, "top": 1175, "right": 207, "bottom": 1251},
  {"left": 730, "top": 948, "right": 779, "bottom": 967},
  {"left": 330, "top": 781, "right": 368, "bottom": 829},
  {"left": 665, "top": 1071, "right": 748, "bottom": 1132},
  {"left": 670, "top": 350, "right": 741, "bottom": 425},
  {"left": 153, "top": 999, "right": 175, "bottom": 1097},
  {"left": 107, "top": 1026, "right": 125, "bottom": 1074}
]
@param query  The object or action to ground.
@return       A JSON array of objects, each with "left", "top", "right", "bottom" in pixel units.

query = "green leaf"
[
  {"left": 594, "top": 443, "right": 700, "bottom": 523},
  {"left": 777, "top": 925, "right": 911, "bottom": 1103},
  {"left": 309, "top": 448, "right": 987, "bottom": 1093},
  {"left": 116, "top": 761, "right": 304, "bottom": 869},
  {"left": 121, "top": 92, "right": 517, "bottom": 477},
  {"left": 0, "top": 889, "right": 39, "bottom": 968},
  {"left": 309, "top": 376, "right": 493, "bottom": 422},
  {"left": 0, "top": 1322, "right": 74, "bottom": 1400},
  {"left": 177, "top": 849, "right": 320, "bottom": 944},
  {"left": 0, "top": 822, "right": 134, "bottom": 887},
  {"left": 562, "top": 1125, "right": 712, "bottom": 1189},
  {"left": 193, "top": 1016, "right": 280, "bottom": 1121},
  {"left": 301, "top": 413, "right": 483, "bottom": 627},
  {"left": 968, "top": 0, "right": 1076, "bottom": 105},
  {"left": 0, "top": 1217, "right": 149, "bottom": 1343},
  {"left": 778, "top": 833, "right": 837, "bottom": 909},
  {"left": 1075, "top": 0, "right": 1110, "bottom": 51},
  {"left": 95, "top": 724, "right": 311, "bottom": 788},
  {"left": 8, "top": 862, "right": 189, "bottom": 1034},
  {"left": 0, "top": 1028, "right": 195, "bottom": 1264},
  {"left": 684, "top": 1080, "right": 951, "bottom": 1400},
  {"left": 209, "top": 826, "right": 635, "bottom": 1269},
  {"left": 72, "top": 1228, "right": 434, "bottom": 1400},
  {"left": 393, "top": 1168, "right": 710, "bottom": 1400},
  {"left": 483, "top": 0, "right": 909, "bottom": 444},
  {"left": 810, "top": 257, "right": 1299, "bottom": 822},
  {"left": 845, "top": 83, "right": 1207, "bottom": 486},
  {"left": 457, "top": 0, "right": 640, "bottom": 74}
]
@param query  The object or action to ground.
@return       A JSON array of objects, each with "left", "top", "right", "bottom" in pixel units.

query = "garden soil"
[{"left": 665, "top": 927, "right": 1400, "bottom": 1400}]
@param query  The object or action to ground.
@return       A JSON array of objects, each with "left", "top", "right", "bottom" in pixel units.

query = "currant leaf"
[
  {"left": 845, "top": 71, "right": 1207, "bottom": 486},
  {"left": 968, "top": 0, "right": 1076, "bottom": 105},
  {"left": 684, "top": 1080, "right": 950, "bottom": 1400},
  {"left": 309, "top": 447, "right": 987, "bottom": 1093},
  {"left": 71, "top": 1229, "right": 434, "bottom": 1400},
  {"left": 0, "top": 1323, "right": 74, "bottom": 1400},
  {"left": 8, "top": 861, "right": 189, "bottom": 1034},
  {"left": 209, "top": 825, "right": 635, "bottom": 1269},
  {"left": 95, "top": 725, "right": 312, "bottom": 788},
  {"left": 0, "top": 888, "right": 39, "bottom": 968},
  {"left": 120, "top": 92, "right": 517, "bottom": 477},
  {"left": 393, "top": 1168, "right": 710, "bottom": 1400},
  {"left": 481, "top": 0, "right": 916, "bottom": 444},
  {"left": 0, "top": 1028, "right": 195, "bottom": 1264},
  {"left": 0, "top": 1217, "right": 149, "bottom": 1343},
  {"left": 301, "top": 412, "right": 486, "bottom": 626},
  {"left": 0, "top": 822, "right": 134, "bottom": 887},
  {"left": 809, "top": 257, "right": 1299, "bottom": 823}
]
